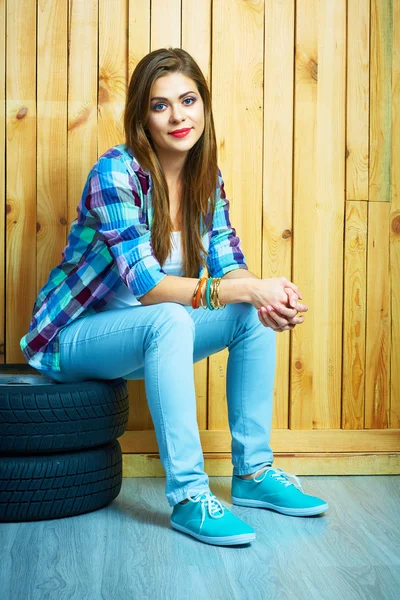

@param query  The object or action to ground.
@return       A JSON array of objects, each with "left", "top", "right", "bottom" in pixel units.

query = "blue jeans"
[{"left": 44, "top": 302, "right": 276, "bottom": 507}]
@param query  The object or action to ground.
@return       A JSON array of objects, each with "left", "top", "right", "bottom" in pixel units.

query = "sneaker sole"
[
  {"left": 170, "top": 520, "right": 256, "bottom": 546},
  {"left": 231, "top": 496, "right": 329, "bottom": 516}
]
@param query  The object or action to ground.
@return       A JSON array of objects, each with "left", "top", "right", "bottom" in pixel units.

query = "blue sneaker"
[
  {"left": 231, "top": 467, "right": 329, "bottom": 516},
  {"left": 170, "top": 489, "right": 256, "bottom": 546}
]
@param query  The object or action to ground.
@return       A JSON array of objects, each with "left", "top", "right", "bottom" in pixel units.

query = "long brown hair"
[{"left": 123, "top": 47, "right": 218, "bottom": 278}]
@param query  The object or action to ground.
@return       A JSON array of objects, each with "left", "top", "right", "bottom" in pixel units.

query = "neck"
[{"left": 156, "top": 149, "right": 187, "bottom": 186}]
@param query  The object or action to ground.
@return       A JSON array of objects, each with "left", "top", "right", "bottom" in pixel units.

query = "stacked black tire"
[{"left": 0, "top": 365, "right": 129, "bottom": 522}]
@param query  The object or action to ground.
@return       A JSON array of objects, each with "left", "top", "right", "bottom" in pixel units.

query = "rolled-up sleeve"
[
  {"left": 83, "top": 157, "right": 167, "bottom": 300},
  {"left": 207, "top": 169, "right": 249, "bottom": 278}
]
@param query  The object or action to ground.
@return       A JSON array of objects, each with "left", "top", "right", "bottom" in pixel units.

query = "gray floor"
[{"left": 0, "top": 475, "right": 399, "bottom": 600}]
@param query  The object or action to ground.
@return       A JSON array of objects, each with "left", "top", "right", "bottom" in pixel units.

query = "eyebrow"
[{"left": 150, "top": 91, "right": 197, "bottom": 101}]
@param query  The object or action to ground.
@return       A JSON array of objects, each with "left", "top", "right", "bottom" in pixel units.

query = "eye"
[
  {"left": 152, "top": 102, "right": 166, "bottom": 111},
  {"left": 183, "top": 97, "right": 196, "bottom": 105}
]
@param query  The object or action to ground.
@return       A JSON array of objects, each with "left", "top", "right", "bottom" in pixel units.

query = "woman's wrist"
[{"left": 218, "top": 277, "right": 255, "bottom": 305}]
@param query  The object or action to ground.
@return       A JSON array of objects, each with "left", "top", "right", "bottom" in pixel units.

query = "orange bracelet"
[
  {"left": 192, "top": 277, "right": 207, "bottom": 309},
  {"left": 196, "top": 277, "right": 208, "bottom": 308}
]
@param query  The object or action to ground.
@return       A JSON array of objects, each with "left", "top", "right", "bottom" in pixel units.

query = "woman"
[{"left": 20, "top": 48, "right": 328, "bottom": 546}]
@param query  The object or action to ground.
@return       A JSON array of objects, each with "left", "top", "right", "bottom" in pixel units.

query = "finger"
[
  {"left": 285, "top": 288, "right": 298, "bottom": 309},
  {"left": 259, "top": 308, "right": 282, "bottom": 332},
  {"left": 270, "top": 307, "right": 306, "bottom": 327},
  {"left": 287, "top": 314, "right": 305, "bottom": 325},
  {"left": 270, "top": 303, "right": 298, "bottom": 318},
  {"left": 281, "top": 280, "right": 300, "bottom": 296},
  {"left": 262, "top": 308, "right": 293, "bottom": 332},
  {"left": 260, "top": 307, "right": 278, "bottom": 328},
  {"left": 266, "top": 307, "right": 291, "bottom": 328},
  {"left": 283, "top": 288, "right": 308, "bottom": 312},
  {"left": 294, "top": 302, "right": 308, "bottom": 313},
  {"left": 282, "top": 281, "right": 303, "bottom": 300}
]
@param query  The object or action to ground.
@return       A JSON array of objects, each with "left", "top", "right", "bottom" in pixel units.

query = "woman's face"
[{"left": 145, "top": 72, "right": 205, "bottom": 158}]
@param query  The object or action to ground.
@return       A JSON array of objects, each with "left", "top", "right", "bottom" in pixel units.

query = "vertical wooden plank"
[
  {"left": 182, "top": 0, "right": 212, "bottom": 431},
  {"left": 98, "top": 0, "right": 128, "bottom": 156},
  {"left": 128, "top": 0, "right": 150, "bottom": 74},
  {"left": 150, "top": 0, "right": 181, "bottom": 50},
  {"left": 370, "top": 0, "right": 393, "bottom": 202},
  {"left": 346, "top": 0, "right": 370, "bottom": 201},
  {"left": 0, "top": 0, "right": 5, "bottom": 366},
  {"left": 210, "top": 0, "right": 264, "bottom": 430},
  {"left": 6, "top": 0, "right": 37, "bottom": 362},
  {"left": 68, "top": 0, "right": 98, "bottom": 226},
  {"left": 390, "top": 0, "right": 400, "bottom": 426},
  {"left": 290, "top": 0, "right": 318, "bottom": 429},
  {"left": 182, "top": 0, "right": 211, "bottom": 82},
  {"left": 342, "top": 201, "right": 367, "bottom": 429},
  {"left": 126, "top": 1, "right": 152, "bottom": 431},
  {"left": 291, "top": 0, "right": 345, "bottom": 429},
  {"left": 263, "top": 0, "right": 295, "bottom": 429},
  {"left": 36, "top": 0, "right": 68, "bottom": 298},
  {"left": 365, "top": 202, "right": 390, "bottom": 428}
]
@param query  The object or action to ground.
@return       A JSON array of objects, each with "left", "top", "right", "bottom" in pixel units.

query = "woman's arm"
[
  {"left": 140, "top": 274, "right": 254, "bottom": 306},
  {"left": 141, "top": 169, "right": 254, "bottom": 306},
  {"left": 221, "top": 269, "right": 259, "bottom": 280},
  {"left": 84, "top": 157, "right": 168, "bottom": 300}
]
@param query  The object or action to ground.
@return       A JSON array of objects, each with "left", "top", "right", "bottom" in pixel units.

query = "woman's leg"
[
  {"left": 186, "top": 302, "right": 276, "bottom": 476},
  {"left": 126, "top": 302, "right": 276, "bottom": 476},
  {"left": 45, "top": 301, "right": 276, "bottom": 505},
  {"left": 44, "top": 303, "right": 211, "bottom": 507}
]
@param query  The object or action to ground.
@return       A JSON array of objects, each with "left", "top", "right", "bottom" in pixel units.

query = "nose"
[{"left": 170, "top": 103, "right": 185, "bottom": 122}]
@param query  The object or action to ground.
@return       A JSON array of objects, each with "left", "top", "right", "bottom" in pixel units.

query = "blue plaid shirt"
[{"left": 20, "top": 144, "right": 248, "bottom": 372}]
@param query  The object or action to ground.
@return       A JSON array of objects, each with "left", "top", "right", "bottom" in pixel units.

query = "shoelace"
[
  {"left": 185, "top": 489, "right": 225, "bottom": 529},
  {"left": 253, "top": 467, "right": 304, "bottom": 492}
]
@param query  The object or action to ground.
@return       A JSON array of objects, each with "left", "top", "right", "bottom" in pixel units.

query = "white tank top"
[{"left": 104, "top": 231, "right": 183, "bottom": 309}]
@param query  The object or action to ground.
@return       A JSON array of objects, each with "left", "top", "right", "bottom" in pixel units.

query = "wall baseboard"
[{"left": 122, "top": 452, "right": 400, "bottom": 477}]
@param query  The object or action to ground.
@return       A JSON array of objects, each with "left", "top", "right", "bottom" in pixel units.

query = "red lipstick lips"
[{"left": 169, "top": 128, "right": 191, "bottom": 138}]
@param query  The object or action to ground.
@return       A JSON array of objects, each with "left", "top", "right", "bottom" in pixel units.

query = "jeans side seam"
[
  {"left": 240, "top": 324, "right": 249, "bottom": 471},
  {"left": 59, "top": 324, "right": 159, "bottom": 347},
  {"left": 152, "top": 336, "right": 180, "bottom": 491}
]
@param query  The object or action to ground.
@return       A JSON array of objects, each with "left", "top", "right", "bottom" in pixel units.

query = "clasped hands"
[{"left": 256, "top": 278, "right": 308, "bottom": 333}]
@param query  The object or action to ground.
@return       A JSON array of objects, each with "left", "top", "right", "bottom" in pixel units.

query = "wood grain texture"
[
  {"left": 390, "top": 0, "right": 400, "bottom": 427},
  {"left": 291, "top": 0, "right": 346, "bottom": 430},
  {"left": 37, "top": 0, "right": 68, "bottom": 318},
  {"left": 120, "top": 428, "right": 400, "bottom": 454},
  {"left": 150, "top": 0, "right": 181, "bottom": 50},
  {"left": 98, "top": 0, "right": 127, "bottom": 155},
  {"left": 365, "top": 201, "right": 390, "bottom": 428},
  {"left": 1, "top": 477, "right": 399, "bottom": 600},
  {"left": 122, "top": 452, "right": 400, "bottom": 476},
  {"left": 6, "top": 0, "right": 37, "bottom": 363},
  {"left": 346, "top": 0, "right": 370, "bottom": 201},
  {"left": 182, "top": 0, "right": 211, "bottom": 84},
  {"left": 290, "top": 0, "right": 318, "bottom": 429},
  {"left": 263, "top": 0, "right": 295, "bottom": 429},
  {"left": 128, "top": 0, "right": 150, "bottom": 75},
  {"left": 68, "top": 0, "right": 98, "bottom": 226},
  {"left": 370, "top": 0, "right": 393, "bottom": 203},
  {"left": 342, "top": 201, "right": 367, "bottom": 429}
]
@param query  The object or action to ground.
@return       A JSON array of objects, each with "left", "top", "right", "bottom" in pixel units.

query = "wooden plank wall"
[{"left": 1, "top": 0, "right": 399, "bottom": 474}]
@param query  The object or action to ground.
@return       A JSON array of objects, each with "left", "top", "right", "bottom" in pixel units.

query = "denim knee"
[
  {"left": 230, "top": 302, "right": 276, "bottom": 341},
  {"left": 153, "top": 302, "right": 195, "bottom": 336},
  {"left": 230, "top": 302, "right": 260, "bottom": 328}
]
